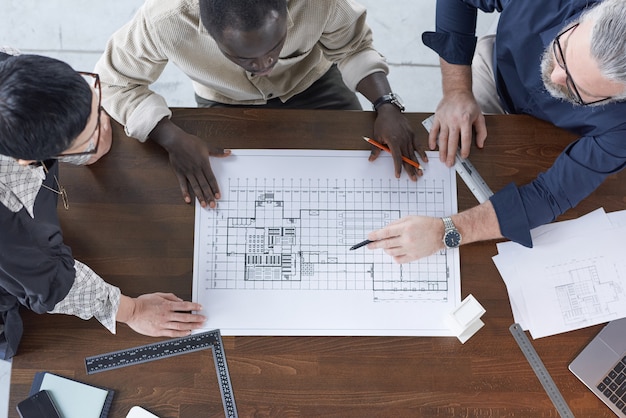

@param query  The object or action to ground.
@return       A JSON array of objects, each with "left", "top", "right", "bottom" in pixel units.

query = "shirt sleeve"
[
  {"left": 318, "top": 0, "right": 389, "bottom": 91},
  {"left": 94, "top": 4, "right": 172, "bottom": 142},
  {"left": 490, "top": 131, "right": 626, "bottom": 247},
  {"left": 48, "top": 260, "right": 121, "bottom": 334},
  {"left": 421, "top": 0, "right": 504, "bottom": 65}
]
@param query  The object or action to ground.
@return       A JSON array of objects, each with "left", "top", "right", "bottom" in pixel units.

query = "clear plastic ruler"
[
  {"left": 509, "top": 324, "right": 575, "bottom": 418},
  {"left": 85, "top": 329, "right": 238, "bottom": 418},
  {"left": 421, "top": 115, "right": 493, "bottom": 203}
]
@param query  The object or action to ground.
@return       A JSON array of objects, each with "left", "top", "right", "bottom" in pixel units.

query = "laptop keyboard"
[{"left": 597, "top": 356, "right": 626, "bottom": 413}]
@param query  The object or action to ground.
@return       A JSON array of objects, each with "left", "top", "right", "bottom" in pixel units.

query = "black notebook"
[{"left": 29, "top": 371, "right": 114, "bottom": 418}]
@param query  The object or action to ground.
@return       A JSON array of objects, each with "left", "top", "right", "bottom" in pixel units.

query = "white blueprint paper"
[
  {"left": 493, "top": 208, "right": 613, "bottom": 329},
  {"left": 494, "top": 208, "right": 626, "bottom": 338},
  {"left": 193, "top": 150, "right": 460, "bottom": 336}
]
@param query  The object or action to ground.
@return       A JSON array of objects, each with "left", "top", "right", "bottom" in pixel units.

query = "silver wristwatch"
[
  {"left": 442, "top": 217, "right": 462, "bottom": 249},
  {"left": 372, "top": 92, "right": 405, "bottom": 112}
]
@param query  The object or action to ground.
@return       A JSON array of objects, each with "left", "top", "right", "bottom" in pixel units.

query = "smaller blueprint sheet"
[{"left": 193, "top": 150, "right": 460, "bottom": 336}]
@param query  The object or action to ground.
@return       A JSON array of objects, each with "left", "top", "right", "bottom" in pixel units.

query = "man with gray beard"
[{"left": 365, "top": 0, "right": 626, "bottom": 263}]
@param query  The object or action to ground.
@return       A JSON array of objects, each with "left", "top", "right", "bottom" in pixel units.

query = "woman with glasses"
[{"left": 0, "top": 51, "right": 205, "bottom": 359}]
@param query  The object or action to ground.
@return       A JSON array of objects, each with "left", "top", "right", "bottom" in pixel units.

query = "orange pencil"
[{"left": 363, "top": 136, "right": 424, "bottom": 171}]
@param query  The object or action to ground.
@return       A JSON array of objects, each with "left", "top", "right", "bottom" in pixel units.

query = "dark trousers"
[{"left": 195, "top": 64, "right": 362, "bottom": 110}]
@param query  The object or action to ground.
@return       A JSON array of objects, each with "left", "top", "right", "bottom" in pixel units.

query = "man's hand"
[
  {"left": 167, "top": 131, "right": 231, "bottom": 208},
  {"left": 355, "top": 72, "right": 427, "bottom": 181},
  {"left": 118, "top": 293, "right": 206, "bottom": 338},
  {"left": 370, "top": 105, "right": 427, "bottom": 181},
  {"left": 366, "top": 216, "right": 445, "bottom": 263},
  {"left": 429, "top": 90, "right": 487, "bottom": 167},
  {"left": 150, "top": 118, "right": 231, "bottom": 208},
  {"left": 367, "top": 201, "right": 503, "bottom": 263},
  {"left": 430, "top": 59, "right": 488, "bottom": 167}
]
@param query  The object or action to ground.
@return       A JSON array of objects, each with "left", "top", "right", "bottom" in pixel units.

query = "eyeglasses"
[
  {"left": 54, "top": 72, "right": 102, "bottom": 158},
  {"left": 553, "top": 24, "right": 612, "bottom": 106}
]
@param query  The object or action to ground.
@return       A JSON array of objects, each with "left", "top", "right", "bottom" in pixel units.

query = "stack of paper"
[{"left": 493, "top": 208, "right": 626, "bottom": 339}]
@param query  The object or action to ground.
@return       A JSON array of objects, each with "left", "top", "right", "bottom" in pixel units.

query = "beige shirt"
[{"left": 95, "top": 0, "right": 388, "bottom": 141}]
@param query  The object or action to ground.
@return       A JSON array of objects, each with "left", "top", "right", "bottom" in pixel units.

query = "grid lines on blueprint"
[{"left": 195, "top": 150, "right": 457, "bottom": 303}]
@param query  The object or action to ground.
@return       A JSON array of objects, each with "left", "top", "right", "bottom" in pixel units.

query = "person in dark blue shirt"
[{"left": 366, "top": 0, "right": 626, "bottom": 262}]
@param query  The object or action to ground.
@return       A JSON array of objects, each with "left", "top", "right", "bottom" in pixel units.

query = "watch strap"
[
  {"left": 372, "top": 93, "right": 405, "bottom": 112},
  {"left": 442, "top": 216, "right": 455, "bottom": 231}
]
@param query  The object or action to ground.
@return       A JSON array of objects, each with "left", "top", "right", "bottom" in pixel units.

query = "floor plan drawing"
[
  {"left": 494, "top": 208, "right": 626, "bottom": 338},
  {"left": 193, "top": 150, "right": 460, "bottom": 336},
  {"left": 552, "top": 259, "right": 625, "bottom": 325}
]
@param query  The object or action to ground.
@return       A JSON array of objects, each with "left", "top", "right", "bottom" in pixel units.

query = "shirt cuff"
[
  {"left": 338, "top": 49, "right": 389, "bottom": 92},
  {"left": 124, "top": 93, "right": 172, "bottom": 142},
  {"left": 421, "top": 31, "right": 477, "bottom": 65},
  {"left": 489, "top": 183, "right": 533, "bottom": 248},
  {"left": 48, "top": 260, "right": 121, "bottom": 334}
]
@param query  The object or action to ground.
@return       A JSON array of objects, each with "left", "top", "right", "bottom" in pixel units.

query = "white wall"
[{"left": 0, "top": 0, "right": 499, "bottom": 111}]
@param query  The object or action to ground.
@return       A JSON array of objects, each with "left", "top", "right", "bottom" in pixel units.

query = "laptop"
[{"left": 570, "top": 317, "right": 626, "bottom": 417}]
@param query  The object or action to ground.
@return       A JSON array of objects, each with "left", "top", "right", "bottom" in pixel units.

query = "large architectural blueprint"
[{"left": 193, "top": 150, "right": 460, "bottom": 336}]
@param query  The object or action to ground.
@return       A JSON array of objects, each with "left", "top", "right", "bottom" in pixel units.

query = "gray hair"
[{"left": 583, "top": 0, "right": 626, "bottom": 89}]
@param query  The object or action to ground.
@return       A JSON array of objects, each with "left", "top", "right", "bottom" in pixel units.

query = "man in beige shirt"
[{"left": 95, "top": 0, "right": 425, "bottom": 208}]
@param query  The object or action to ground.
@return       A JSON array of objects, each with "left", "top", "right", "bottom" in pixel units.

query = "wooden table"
[{"left": 9, "top": 109, "right": 625, "bottom": 417}]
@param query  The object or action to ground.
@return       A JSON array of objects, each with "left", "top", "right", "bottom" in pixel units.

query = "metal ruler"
[
  {"left": 509, "top": 323, "right": 574, "bottom": 418},
  {"left": 85, "top": 329, "right": 238, "bottom": 418},
  {"left": 421, "top": 115, "right": 493, "bottom": 203}
]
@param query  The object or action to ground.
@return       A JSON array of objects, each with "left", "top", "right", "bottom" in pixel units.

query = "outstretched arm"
[
  {"left": 49, "top": 261, "right": 205, "bottom": 337},
  {"left": 367, "top": 200, "right": 502, "bottom": 263}
]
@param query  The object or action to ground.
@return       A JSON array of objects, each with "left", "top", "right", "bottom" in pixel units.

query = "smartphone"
[{"left": 16, "top": 390, "right": 61, "bottom": 418}]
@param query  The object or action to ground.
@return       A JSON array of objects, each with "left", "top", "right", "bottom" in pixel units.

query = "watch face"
[{"left": 444, "top": 230, "right": 461, "bottom": 248}]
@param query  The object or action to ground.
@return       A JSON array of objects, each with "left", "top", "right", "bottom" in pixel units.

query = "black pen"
[{"left": 349, "top": 239, "right": 374, "bottom": 251}]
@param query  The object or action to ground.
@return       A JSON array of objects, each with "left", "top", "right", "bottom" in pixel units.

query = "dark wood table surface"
[{"left": 9, "top": 109, "right": 625, "bottom": 417}]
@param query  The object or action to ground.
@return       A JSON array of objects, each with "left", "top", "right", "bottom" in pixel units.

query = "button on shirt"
[
  {"left": 95, "top": 0, "right": 389, "bottom": 142},
  {"left": 422, "top": 0, "right": 626, "bottom": 246}
]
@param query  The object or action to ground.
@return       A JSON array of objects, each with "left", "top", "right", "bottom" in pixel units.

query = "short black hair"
[
  {"left": 0, "top": 54, "right": 91, "bottom": 160},
  {"left": 199, "top": 0, "right": 287, "bottom": 40}
]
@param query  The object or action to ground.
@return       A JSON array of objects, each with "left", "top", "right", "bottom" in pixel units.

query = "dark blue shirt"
[{"left": 422, "top": 0, "right": 626, "bottom": 247}]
